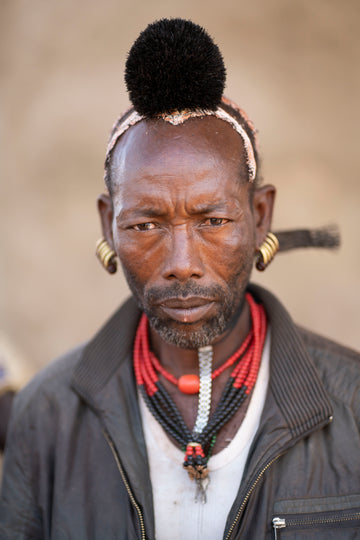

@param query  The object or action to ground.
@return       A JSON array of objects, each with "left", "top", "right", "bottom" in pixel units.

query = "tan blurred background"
[{"left": 1, "top": 0, "right": 359, "bottom": 381}]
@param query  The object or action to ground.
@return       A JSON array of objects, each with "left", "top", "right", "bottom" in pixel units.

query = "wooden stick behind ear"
[{"left": 274, "top": 225, "right": 340, "bottom": 253}]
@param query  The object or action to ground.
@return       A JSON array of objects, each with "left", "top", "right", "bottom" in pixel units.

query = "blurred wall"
[{"left": 1, "top": 0, "right": 359, "bottom": 377}]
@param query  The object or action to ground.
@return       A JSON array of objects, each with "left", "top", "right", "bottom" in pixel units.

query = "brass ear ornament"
[
  {"left": 96, "top": 238, "right": 117, "bottom": 274},
  {"left": 255, "top": 232, "right": 279, "bottom": 271}
]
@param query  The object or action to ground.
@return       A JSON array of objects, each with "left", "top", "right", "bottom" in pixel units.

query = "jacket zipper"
[
  {"left": 225, "top": 454, "right": 284, "bottom": 540},
  {"left": 272, "top": 511, "right": 360, "bottom": 538},
  {"left": 225, "top": 416, "right": 334, "bottom": 539},
  {"left": 103, "top": 430, "right": 146, "bottom": 540},
  {"left": 272, "top": 517, "right": 286, "bottom": 540}
]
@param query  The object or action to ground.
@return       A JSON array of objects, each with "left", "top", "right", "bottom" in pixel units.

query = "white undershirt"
[{"left": 139, "top": 330, "right": 270, "bottom": 540}]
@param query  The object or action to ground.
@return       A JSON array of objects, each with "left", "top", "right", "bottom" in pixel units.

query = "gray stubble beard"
[{"left": 122, "top": 258, "right": 253, "bottom": 350}]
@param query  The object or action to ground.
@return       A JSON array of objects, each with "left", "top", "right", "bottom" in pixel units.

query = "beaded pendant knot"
[{"left": 183, "top": 442, "right": 208, "bottom": 480}]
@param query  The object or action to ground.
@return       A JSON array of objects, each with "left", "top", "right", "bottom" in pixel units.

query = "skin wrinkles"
[
  {"left": 98, "top": 115, "right": 275, "bottom": 364},
  {"left": 116, "top": 198, "right": 244, "bottom": 227}
]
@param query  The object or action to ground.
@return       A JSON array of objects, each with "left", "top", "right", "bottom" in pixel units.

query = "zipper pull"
[{"left": 272, "top": 517, "right": 286, "bottom": 540}]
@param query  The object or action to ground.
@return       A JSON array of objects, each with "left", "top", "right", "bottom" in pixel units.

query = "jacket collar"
[
  {"left": 248, "top": 284, "right": 333, "bottom": 437},
  {"left": 72, "top": 296, "right": 140, "bottom": 401}
]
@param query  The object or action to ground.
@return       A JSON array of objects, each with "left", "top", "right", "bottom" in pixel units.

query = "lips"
[{"left": 157, "top": 296, "right": 216, "bottom": 324}]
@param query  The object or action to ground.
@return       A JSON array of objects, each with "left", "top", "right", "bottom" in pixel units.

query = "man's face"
[{"left": 105, "top": 117, "right": 264, "bottom": 349}]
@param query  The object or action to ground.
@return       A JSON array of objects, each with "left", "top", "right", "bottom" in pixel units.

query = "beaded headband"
[{"left": 105, "top": 97, "right": 258, "bottom": 183}]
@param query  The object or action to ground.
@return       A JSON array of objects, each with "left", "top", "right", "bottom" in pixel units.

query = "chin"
[{"left": 148, "top": 314, "right": 229, "bottom": 350}]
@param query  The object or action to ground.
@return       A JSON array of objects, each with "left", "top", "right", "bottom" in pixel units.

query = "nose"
[{"left": 161, "top": 225, "right": 204, "bottom": 282}]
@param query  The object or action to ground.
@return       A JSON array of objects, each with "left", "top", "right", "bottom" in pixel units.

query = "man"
[{"left": 1, "top": 18, "right": 360, "bottom": 539}]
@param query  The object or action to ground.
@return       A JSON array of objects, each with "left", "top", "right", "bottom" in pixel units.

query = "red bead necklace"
[
  {"left": 133, "top": 292, "right": 267, "bottom": 490},
  {"left": 145, "top": 321, "right": 253, "bottom": 394},
  {"left": 134, "top": 293, "right": 266, "bottom": 401}
]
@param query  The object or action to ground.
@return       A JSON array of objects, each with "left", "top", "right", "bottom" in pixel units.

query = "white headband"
[{"left": 105, "top": 106, "right": 257, "bottom": 182}]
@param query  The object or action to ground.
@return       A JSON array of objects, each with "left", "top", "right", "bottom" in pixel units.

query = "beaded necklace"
[{"left": 133, "top": 293, "right": 267, "bottom": 501}]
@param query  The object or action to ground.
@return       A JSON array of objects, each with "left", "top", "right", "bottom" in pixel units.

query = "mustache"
[{"left": 145, "top": 282, "right": 226, "bottom": 304}]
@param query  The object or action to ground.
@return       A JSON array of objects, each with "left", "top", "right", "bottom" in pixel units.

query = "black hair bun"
[{"left": 125, "top": 18, "right": 226, "bottom": 117}]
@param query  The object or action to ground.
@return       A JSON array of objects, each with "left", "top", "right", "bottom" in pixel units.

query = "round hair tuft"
[{"left": 125, "top": 18, "right": 226, "bottom": 117}]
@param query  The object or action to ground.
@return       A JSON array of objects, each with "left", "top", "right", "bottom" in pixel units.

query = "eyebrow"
[
  {"left": 187, "top": 202, "right": 234, "bottom": 214},
  {"left": 117, "top": 207, "right": 166, "bottom": 221},
  {"left": 118, "top": 201, "right": 235, "bottom": 219}
]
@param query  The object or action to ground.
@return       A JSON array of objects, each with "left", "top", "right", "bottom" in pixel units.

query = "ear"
[
  {"left": 97, "top": 193, "right": 115, "bottom": 249},
  {"left": 252, "top": 185, "right": 276, "bottom": 249}
]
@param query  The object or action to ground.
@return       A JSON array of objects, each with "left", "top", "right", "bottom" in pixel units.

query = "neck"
[{"left": 149, "top": 300, "right": 251, "bottom": 376}]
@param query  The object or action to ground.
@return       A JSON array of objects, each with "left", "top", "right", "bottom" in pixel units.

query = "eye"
[
  {"left": 205, "top": 217, "right": 229, "bottom": 227},
  {"left": 132, "top": 222, "right": 157, "bottom": 231}
]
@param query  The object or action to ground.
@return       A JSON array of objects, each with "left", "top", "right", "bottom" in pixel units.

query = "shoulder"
[
  {"left": 250, "top": 283, "right": 360, "bottom": 419},
  {"left": 8, "top": 343, "right": 86, "bottom": 440},
  {"left": 298, "top": 326, "right": 360, "bottom": 416},
  {"left": 1, "top": 344, "right": 88, "bottom": 515},
  {"left": 13, "top": 296, "right": 139, "bottom": 418},
  {"left": 10, "top": 295, "right": 141, "bottom": 435},
  {"left": 298, "top": 325, "right": 360, "bottom": 374}
]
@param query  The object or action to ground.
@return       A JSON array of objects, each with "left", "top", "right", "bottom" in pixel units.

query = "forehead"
[{"left": 110, "top": 116, "right": 249, "bottom": 209}]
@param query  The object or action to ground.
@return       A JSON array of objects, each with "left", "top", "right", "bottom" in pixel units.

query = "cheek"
[
  {"left": 204, "top": 221, "right": 255, "bottom": 277},
  {"left": 115, "top": 231, "right": 162, "bottom": 284}
]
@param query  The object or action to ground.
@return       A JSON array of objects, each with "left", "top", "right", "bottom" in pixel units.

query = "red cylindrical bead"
[{"left": 178, "top": 374, "right": 200, "bottom": 394}]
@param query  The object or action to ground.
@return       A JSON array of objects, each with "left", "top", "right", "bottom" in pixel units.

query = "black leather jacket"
[{"left": 1, "top": 285, "right": 360, "bottom": 539}]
